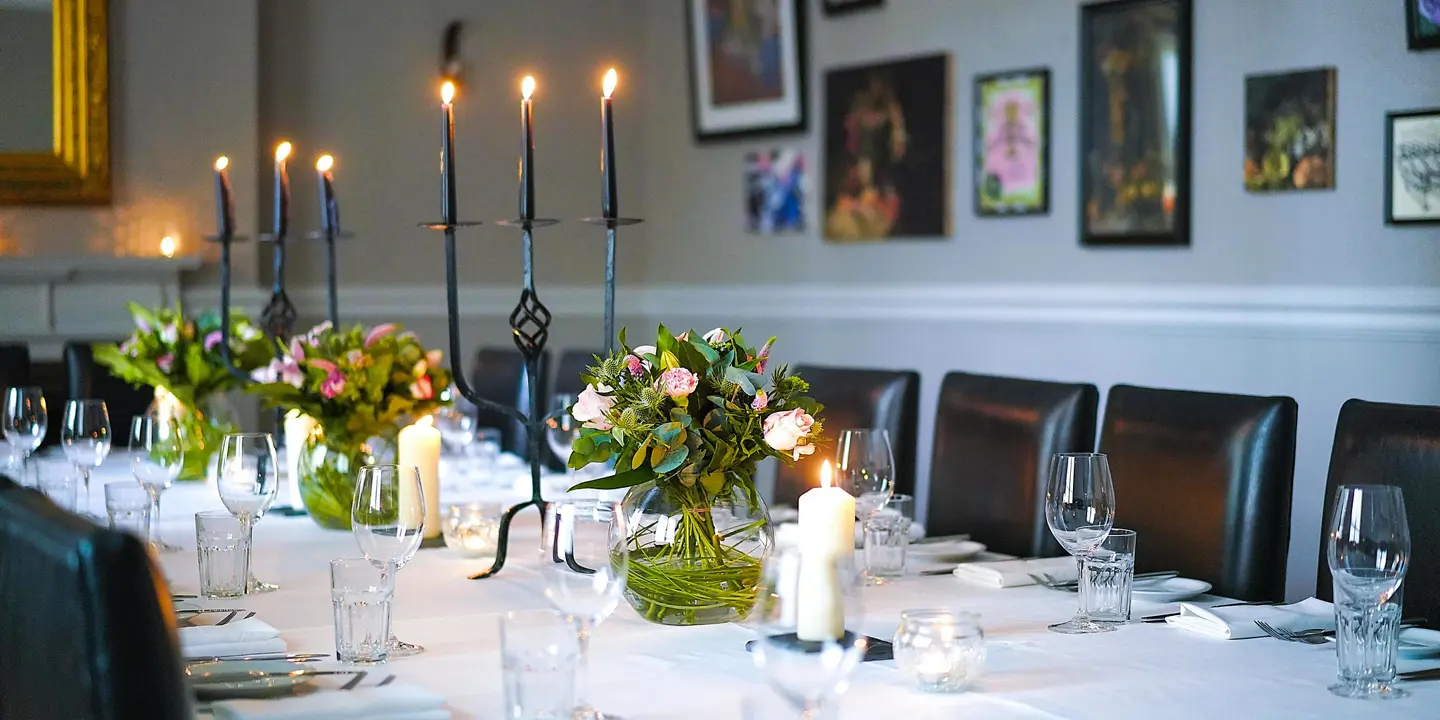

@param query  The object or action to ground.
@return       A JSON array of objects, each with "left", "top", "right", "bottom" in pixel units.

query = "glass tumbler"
[
  {"left": 1083, "top": 529, "right": 1136, "bottom": 625},
  {"left": 862, "top": 512, "right": 910, "bottom": 584},
  {"left": 104, "top": 482, "right": 151, "bottom": 540},
  {"left": 500, "top": 609, "right": 581, "bottom": 720},
  {"left": 330, "top": 558, "right": 396, "bottom": 664},
  {"left": 195, "top": 511, "right": 251, "bottom": 598},
  {"left": 443, "top": 501, "right": 504, "bottom": 560},
  {"left": 894, "top": 609, "right": 986, "bottom": 692},
  {"left": 36, "top": 460, "right": 82, "bottom": 512}
]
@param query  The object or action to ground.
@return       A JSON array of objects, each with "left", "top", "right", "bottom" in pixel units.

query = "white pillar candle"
[
  {"left": 282, "top": 410, "right": 317, "bottom": 510},
  {"left": 398, "top": 415, "right": 443, "bottom": 539},
  {"left": 796, "top": 460, "right": 855, "bottom": 641},
  {"left": 798, "top": 460, "right": 855, "bottom": 558}
]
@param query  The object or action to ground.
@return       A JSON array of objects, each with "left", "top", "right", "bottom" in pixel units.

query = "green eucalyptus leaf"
[
  {"left": 700, "top": 471, "right": 726, "bottom": 496},
  {"left": 723, "top": 366, "right": 756, "bottom": 395},
  {"left": 669, "top": 408, "right": 693, "bottom": 427},
  {"left": 691, "top": 339, "right": 720, "bottom": 363},
  {"left": 654, "top": 444, "right": 689, "bottom": 474},
  {"left": 632, "top": 444, "right": 648, "bottom": 470}
]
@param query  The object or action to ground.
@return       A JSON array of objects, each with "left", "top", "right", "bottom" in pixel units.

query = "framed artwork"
[
  {"left": 744, "top": 148, "right": 808, "bottom": 233},
  {"left": 1079, "top": 0, "right": 1192, "bottom": 247},
  {"left": 822, "top": 54, "right": 950, "bottom": 241},
  {"left": 974, "top": 68, "right": 1051, "bottom": 217},
  {"left": 1386, "top": 108, "right": 1440, "bottom": 225},
  {"left": 1243, "top": 67, "right": 1337, "bottom": 192},
  {"left": 685, "top": 0, "right": 808, "bottom": 142},
  {"left": 1408, "top": 0, "right": 1440, "bottom": 51},
  {"left": 822, "top": 0, "right": 883, "bottom": 16}
]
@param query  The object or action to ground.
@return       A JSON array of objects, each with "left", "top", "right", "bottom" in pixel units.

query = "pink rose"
[
  {"left": 426, "top": 349, "right": 443, "bottom": 367},
  {"left": 363, "top": 323, "right": 398, "bottom": 347},
  {"left": 571, "top": 383, "right": 615, "bottom": 430},
  {"left": 660, "top": 368, "right": 699, "bottom": 398},
  {"left": 346, "top": 349, "right": 364, "bottom": 366},
  {"left": 156, "top": 353, "right": 175, "bottom": 373},
  {"left": 409, "top": 374, "right": 434, "bottom": 400},
  {"left": 763, "top": 408, "right": 815, "bottom": 460},
  {"left": 204, "top": 331, "right": 223, "bottom": 352},
  {"left": 625, "top": 354, "right": 644, "bottom": 377},
  {"left": 751, "top": 390, "right": 769, "bottom": 411},
  {"left": 755, "top": 338, "right": 774, "bottom": 374},
  {"left": 321, "top": 369, "right": 346, "bottom": 398}
]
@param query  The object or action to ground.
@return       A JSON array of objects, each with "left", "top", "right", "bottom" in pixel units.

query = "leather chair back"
[
  {"left": 927, "top": 372, "right": 1098, "bottom": 558},
  {"left": 0, "top": 475, "right": 190, "bottom": 719},
  {"left": 65, "top": 342, "right": 153, "bottom": 446},
  {"left": 1100, "top": 385, "right": 1297, "bottom": 601},
  {"left": 550, "top": 350, "right": 605, "bottom": 469},
  {"left": 773, "top": 365, "right": 919, "bottom": 507},
  {"left": 1316, "top": 400, "right": 1440, "bottom": 626},
  {"left": 0, "top": 342, "right": 30, "bottom": 390},
  {"left": 470, "top": 348, "right": 548, "bottom": 459}
]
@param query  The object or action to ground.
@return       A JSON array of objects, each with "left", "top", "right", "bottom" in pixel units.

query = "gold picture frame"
[{"left": 0, "top": 0, "right": 110, "bottom": 204}]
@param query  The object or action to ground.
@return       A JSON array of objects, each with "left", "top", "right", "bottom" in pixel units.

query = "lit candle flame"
[
  {"left": 275, "top": 141, "right": 292, "bottom": 163},
  {"left": 441, "top": 80, "right": 455, "bottom": 105},
  {"left": 603, "top": 69, "right": 617, "bottom": 99},
  {"left": 316, "top": 154, "right": 334, "bottom": 172},
  {"left": 820, "top": 459, "right": 832, "bottom": 489},
  {"left": 214, "top": 156, "right": 229, "bottom": 171},
  {"left": 521, "top": 75, "right": 535, "bottom": 100},
  {"left": 159, "top": 235, "right": 177, "bottom": 258},
  {"left": 418, "top": 415, "right": 434, "bottom": 428}
]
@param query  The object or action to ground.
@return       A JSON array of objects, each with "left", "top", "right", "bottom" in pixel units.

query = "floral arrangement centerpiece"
[
  {"left": 567, "top": 326, "right": 823, "bottom": 626},
  {"left": 247, "top": 322, "right": 452, "bottom": 529},
  {"left": 95, "top": 302, "right": 271, "bottom": 481}
]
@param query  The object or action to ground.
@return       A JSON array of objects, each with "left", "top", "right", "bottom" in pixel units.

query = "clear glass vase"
[
  {"left": 151, "top": 390, "right": 238, "bottom": 482},
  {"left": 619, "top": 476, "right": 773, "bottom": 626},
  {"left": 297, "top": 428, "right": 393, "bottom": 530}
]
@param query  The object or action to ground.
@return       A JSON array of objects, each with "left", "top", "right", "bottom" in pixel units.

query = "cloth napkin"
[
  {"left": 210, "top": 684, "right": 449, "bottom": 720},
  {"left": 1401, "top": 627, "right": 1440, "bottom": 648},
  {"left": 180, "top": 618, "right": 287, "bottom": 658},
  {"left": 1165, "top": 597, "right": 1335, "bottom": 639},
  {"left": 951, "top": 556, "right": 1076, "bottom": 588}
]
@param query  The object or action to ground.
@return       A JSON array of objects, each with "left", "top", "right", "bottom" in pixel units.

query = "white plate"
[
  {"left": 1131, "top": 577, "right": 1212, "bottom": 603},
  {"left": 908, "top": 539, "right": 987, "bottom": 564},
  {"left": 185, "top": 659, "right": 316, "bottom": 700}
]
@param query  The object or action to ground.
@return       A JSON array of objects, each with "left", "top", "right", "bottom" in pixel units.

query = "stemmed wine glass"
[
  {"left": 352, "top": 463, "right": 426, "bottom": 657},
  {"left": 540, "top": 499, "right": 628, "bottom": 720},
  {"left": 835, "top": 429, "right": 894, "bottom": 518},
  {"left": 130, "top": 414, "right": 185, "bottom": 552},
  {"left": 62, "top": 399, "right": 111, "bottom": 516},
  {"left": 217, "top": 433, "right": 280, "bottom": 592},
  {"left": 1327, "top": 484, "right": 1411, "bottom": 700},
  {"left": 546, "top": 393, "right": 583, "bottom": 479},
  {"left": 3, "top": 387, "right": 48, "bottom": 483},
  {"left": 1043, "top": 452, "right": 1116, "bottom": 635}
]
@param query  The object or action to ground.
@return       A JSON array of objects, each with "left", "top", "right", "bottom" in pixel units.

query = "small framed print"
[
  {"left": 685, "top": 0, "right": 809, "bottom": 142},
  {"left": 1408, "top": 0, "right": 1440, "bottom": 51},
  {"left": 974, "top": 68, "right": 1050, "bottom": 217},
  {"left": 1386, "top": 108, "right": 1440, "bottom": 226}
]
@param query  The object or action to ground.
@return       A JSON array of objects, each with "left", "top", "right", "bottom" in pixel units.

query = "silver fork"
[
  {"left": 214, "top": 611, "right": 256, "bottom": 626},
  {"left": 1255, "top": 620, "right": 1329, "bottom": 645}
]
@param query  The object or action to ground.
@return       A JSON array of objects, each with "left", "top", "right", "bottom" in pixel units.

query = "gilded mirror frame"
[{"left": 0, "top": 0, "right": 110, "bottom": 204}]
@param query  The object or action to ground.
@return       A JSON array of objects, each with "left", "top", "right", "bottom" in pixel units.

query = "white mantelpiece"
[{"left": 0, "top": 256, "right": 203, "bottom": 359}]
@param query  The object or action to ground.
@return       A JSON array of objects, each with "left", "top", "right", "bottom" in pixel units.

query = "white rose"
[
  {"left": 571, "top": 383, "right": 616, "bottom": 430},
  {"left": 763, "top": 409, "right": 815, "bottom": 456},
  {"left": 702, "top": 328, "right": 727, "bottom": 344},
  {"left": 632, "top": 345, "right": 657, "bottom": 358}
]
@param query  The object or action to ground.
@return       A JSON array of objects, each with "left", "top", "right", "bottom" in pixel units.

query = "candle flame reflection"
[
  {"left": 603, "top": 69, "right": 617, "bottom": 98},
  {"left": 214, "top": 156, "right": 229, "bottom": 171},
  {"left": 521, "top": 75, "right": 536, "bottom": 100},
  {"left": 316, "top": 154, "right": 334, "bottom": 172},
  {"left": 441, "top": 81, "right": 455, "bottom": 105},
  {"left": 275, "top": 142, "right": 292, "bottom": 162}
]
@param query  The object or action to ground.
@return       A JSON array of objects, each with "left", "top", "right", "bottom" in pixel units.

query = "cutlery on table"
[
  {"left": 191, "top": 669, "right": 366, "bottom": 685},
  {"left": 188, "top": 652, "right": 331, "bottom": 663},
  {"left": 1255, "top": 620, "right": 1330, "bottom": 645},
  {"left": 376, "top": 674, "right": 397, "bottom": 687},
  {"left": 1399, "top": 668, "right": 1440, "bottom": 682},
  {"left": 214, "top": 611, "right": 256, "bottom": 626},
  {"left": 1140, "top": 600, "right": 1280, "bottom": 623},
  {"left": 1031, "top": 570, "right": 1178, "bottom": 592},
  {"left": 913, "top": 534, "right": 971, "bottom": 545}
]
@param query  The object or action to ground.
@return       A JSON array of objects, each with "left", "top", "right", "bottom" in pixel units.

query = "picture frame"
[
  {"left": 1079, "top": 0, "right": 1193, "bottom": 247},
  {"left": 974, "top": 67, "right": 1051, "bottom": 217},
  {"left": 822, "top": 0, "right": 883, "bottom": 16},
  {"left": 1243, "top": 67, "right": 1337, "bottom": 193},
  {"left": 1408, "top": 0, "right": 1440, "bottom": 51},
  {"left": 1385, "top": 108, "right": 1440, "bottom": 226},
  {"left": 685, "top": 0, "right": 809, "bottom": 142}
]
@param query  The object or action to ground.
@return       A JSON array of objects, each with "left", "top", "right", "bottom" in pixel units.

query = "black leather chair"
[
  {"left": 0, "top": 342, "right": 30, "bottom": 390},
  {"left": 0, "top": 475, "right": 190, "bottom": 719},
  {"left": 470, "top": 347, "right": 548, "bottom": 459},
  {"left": 773, "top": 365, "right": 919, "bottom": 507},
  {"left": 549, "top": 350, "right": 606, "bottom": 469},
  {"left": 926, "top": 372, "right": 1098, "bottom": 558},
  {"left": 1316, "top": 400, "right": 1440, "bottom": 626},
  {"left": 65, "top": 341, "right": 154, "bottom": 446},
  {"left": 1099, "top": 385, "right": 1297, "bottom": 601}
]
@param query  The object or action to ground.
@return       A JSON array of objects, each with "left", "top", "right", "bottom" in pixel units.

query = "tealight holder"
[
  {"left": 893, "top": 609, "right": 986, "bottom": 692},
  {"left": 443, "top": 501, "right": 505, "bottom": 560}
]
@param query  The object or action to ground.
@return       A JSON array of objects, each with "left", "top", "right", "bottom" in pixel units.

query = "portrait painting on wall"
[
  {"left": 822, "top": 53, "right": 950, "bottom": 242},
  {"left": 1079, "top": 0, "right": 1192, "bottom": 247},
  {"left": 974, "top": 68, "right": 1050, "bottom": 217},
  {"left": 1409, "top": 0, "right": 1440, "bottom": 50},
  {"left": 1243, "top": 68, "right": 1336, "bottom": 192},
  {"left": 744, "top": 148, "right": 808, "bottom": 233},
  {"left": 686, "top": 0, "right": 808, "bottom": 141},
  {"left": 1386, "top": 108, "right": 1440, "bottom": 225}
]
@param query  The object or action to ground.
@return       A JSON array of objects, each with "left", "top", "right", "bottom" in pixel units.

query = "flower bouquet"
[
  {"left": 568, "top": 326, "right": 823, "bottom": 626},
  {"left": 246, "top": 322, "right": 452, "bottom": 529},
  {"left": 94, "top": 303, "right": 271, "bottom": 480}
]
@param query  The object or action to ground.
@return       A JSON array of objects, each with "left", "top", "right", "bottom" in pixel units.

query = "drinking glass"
[
  {"left": 105, "top": 482, "right": 151, "bottom": 539},
  {"left": 330, "top": 558, "right": 396, "bottom": 664},
  {"left": 1043, "top": 452, "right": 1116, "bottom": 634},
  {"left": 3, "top": 386, "right": 47, "bottom": 479},
  {"left": 130, "top": 414, "right": 184, "bottom": 552},
  {"left": 540, "top": 499, "right": 628, "bottom": 720},
  {"left": 500, "top": 609, "right": 582, "bottom": 720},
  {"left": 217, "top": 433, "right": 280, "bottom": 592},
  {"left": 61, "top": 399, "right": 111, "bottom": 516},
  {"left": 894, "top": 609, "right": 986, "bottom": 692},
  {"left": 748, "top": 544, "right": 867, "bottom": 717},
  {"left": 352, "top": 464, "right": 426, "bottom": 657},
  {"left": 433, "top": 405, "right": 475, "bottom": 454},
  {"left": 36, "top": 459, "right": 82, "bottom": 512},
  {"left": 546, "top": 393, "right": 582, "bottom": 479},
  {"left": 836, "top": 429, "right": 894, "bottom": 518},
  {"left": 1084, "top": 528, "right": 1136, "bottom": 625},
  {"left": 474, "top": 427, "right": 503, "bottom": 474},
  {"left": 196, "top": 510, "right": 252, "bottom": 598},
  {"left": 862, "top": 493, "right": 912, "bottom": 584},
  {"left": 1327, "top": 484, "right": 1411, "bottom": 700}
]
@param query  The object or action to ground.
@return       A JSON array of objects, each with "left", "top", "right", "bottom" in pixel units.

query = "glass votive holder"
[
  {"left": 894, "top": 609, "right": 986, "bottom": 692},
  {"left": 442, "top": 501, "right": 504, "bottom": 560}
]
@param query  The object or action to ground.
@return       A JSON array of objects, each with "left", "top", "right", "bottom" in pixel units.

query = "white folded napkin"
[
  {"left": 210, "top": 684, "right": 449, "bottom": 720},
  {"left": 1165, "top": 597, "right": 1334, "bottom": 639},
  {"left": 1401, "top": 627, "right": 1440, "bottom": 647},
  {"left": 951, "top": 556, "right": 1076, "bottom": 588},
  {"left": 180, "top": 618, "right": 286, "bottom": 658}
]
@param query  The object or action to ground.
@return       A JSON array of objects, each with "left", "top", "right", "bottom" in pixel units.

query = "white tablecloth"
[{"left": 74, "top": 457, "right": 1440, "bottom": 719}]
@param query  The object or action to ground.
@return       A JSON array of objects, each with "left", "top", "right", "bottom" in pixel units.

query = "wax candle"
[
  {"left": 601, "top": 69, "right": 618, "bottom": 220},
  {"left": 273, "top": 142, "right": 292, "bottom": 237},
  {"left": 798, "top": 460, "right": 855, "bottom": 558},
  {"left": 315, "top": 154, "right": 338, "bottom": 235},
  {"left": 282, "top": 410, "right": 317, "bottom": 510},
  {"left": 519, "top": 75, "right": 536, "bottom": 221},
  {"left": 398, "top": 415, "right": 443, "bottom": 538},
  {"left": 440, "top": 82, "right": 457, "bottom": 226},
  {"left": 796, "top": 460, "right": 855, "bottom": 641},
  {"left": 213, "top": 156, "right": 234, "bottom": 237}
]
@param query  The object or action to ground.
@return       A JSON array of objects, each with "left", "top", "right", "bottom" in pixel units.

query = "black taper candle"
[
  {"left": 316, "top": 155, "right": 337, "bottom": 234},
  {"left": 214, "top": 156, "right": 235, "bottom": 237},
  {"left": 441, "top": 82, "right": 458, "bottom": 226},
  {"left": 273, "top": 142, "right": 292, "bottom": 237},
  {"left": 519, "top": 76, "right": 536, "bottom": 221},
  {"left": 601, "top": 69, "right": 618, "bottom": 220}
]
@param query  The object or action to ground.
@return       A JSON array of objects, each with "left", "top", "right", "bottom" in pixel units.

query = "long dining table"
[{"left": 75, "top": 453, "right": 1439, "bottom": 719}]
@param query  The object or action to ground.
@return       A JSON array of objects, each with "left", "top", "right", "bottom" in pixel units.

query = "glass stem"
[
  {"left": 148, "top": 488, "right": 163, "bottom": 547},
  {"left": 241, "top": 515, "right": 255, "bottom": 591},
  {"left": 1074, "top": 553, "right": 1090, "bottom": 621},
  {"left": 575, "top": 618, "right": 593, "bottom": 709},
  {"left": 78, "top": 464, "right": 91, "bottom": 514}
]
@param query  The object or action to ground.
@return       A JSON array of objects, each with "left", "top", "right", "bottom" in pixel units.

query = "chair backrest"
[
  {"left": 927, "top": 372, "right": 1098, "bottom": 558},
  {"left": 1099, "top": 384, "right": 1297, "bottom": 601},
  {"left": 0, "top": 342, "right": 30, "bottom": 390},
  {"left": 64, "top": 342, "right": 153, "bottom": 446},
  {"left": 470, "top": 347, "right": 548, "bottom": 458},
  {"left": 0, "top": 475, "right": 190, "bottom": 719},
  {"left": 1316, "top": 400, "right": 1440, "bottom": 625},
  {"left": 549, "top": 350, "right": 605, "bottom": 469},
  {"left": 773, "top": 365, "right": 920, "bottom": 507}
]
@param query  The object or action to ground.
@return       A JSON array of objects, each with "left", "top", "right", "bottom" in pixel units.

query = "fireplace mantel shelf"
[{"left": 0, "top": 255, "right": 203, "bottom": 280}]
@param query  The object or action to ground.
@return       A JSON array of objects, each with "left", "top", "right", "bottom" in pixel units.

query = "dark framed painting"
[
  {"left": 1408, "top": 0, "right": 1440, "bottom": 51},
  {"left": 822, "top": 0, "right": 883, "bottom": 16},
  {"left": 1244, "top": 67, "right": 1337, "bottom": 192},
  {"left": 822, "top": 53, "right": 950, "bottom": 241},
  {"left": 974, "top": 68, "right": 1050, "bottom": 217},
  {"left": 1079, "top": 0, "right": 1192, "bottom": 247},
  {"left": 744, "top": 148, "right": 808, "bottom": 233},
  {"left": 686, "top": 0, "right": 808, "bottom": 142},
  {"left": 1386, "top": 108, "right": 1440, "bottom": 225}
]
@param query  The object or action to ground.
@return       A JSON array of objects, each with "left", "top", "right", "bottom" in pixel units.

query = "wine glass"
[
  {"left": 61, "top": 399, "right": 111, "bottom": 516},
  {"left": 433, "top": 404, "right": 476, "bottom": 455},
  {"left": 217, "top": 433, "right": 280, "bottom": 592},
  {"left": 130, "top": 414, "right": 184, "bottom": 552},
  {"left": 1327, "top": 484, "right": 1411, "bottom": 700},
  {"left": 835, "top": 429, "right": 894, "bottom": 518},
  {"left": 3, "top": 386, "right": 47, "bottom": 481},
  {"left": 1044, "top": 452, "right": 1116, "bottom": 635},
  {"left": 546, "top": 393, "right": 583, "bottom": 478},
  {"left": 540, "top": 499, "right": 628, "bottom": 720},
  {"left": 748, "top": 544, "right": 867, "bottom": 717},
  {"left": 352, "top": 463, "right": 426, "bottom": 657}
]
